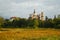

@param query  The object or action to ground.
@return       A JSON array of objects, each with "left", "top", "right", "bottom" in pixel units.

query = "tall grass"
[{"left": 0, "top": 28, "right": 60, "bottom": 40}]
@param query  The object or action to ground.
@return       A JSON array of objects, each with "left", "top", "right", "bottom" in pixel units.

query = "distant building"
[
  {"left": 54, "top": 14, "right": 60, "bottom": 19},
  {"left": 58, "top": 14, "right": 60, "bottom": 18},
  {"left": 10, "top": 16, "right": 20, "bottom": 21},
  {"left": 29, "top": 9, "right": 44, "bottom": 21}
]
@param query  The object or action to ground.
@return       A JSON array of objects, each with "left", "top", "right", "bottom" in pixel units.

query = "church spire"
[{"left": 34, "top": 9, "right": 35, "bottom": 13}]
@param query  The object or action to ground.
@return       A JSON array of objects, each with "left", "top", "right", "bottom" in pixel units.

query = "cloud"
[{"left": 0, "top": 0, "right": 60, "bottom": 18}]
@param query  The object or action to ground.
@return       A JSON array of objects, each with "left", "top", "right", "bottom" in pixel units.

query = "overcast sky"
[{"left": 0, "top": 0, "right": 60, "bottom": 19}]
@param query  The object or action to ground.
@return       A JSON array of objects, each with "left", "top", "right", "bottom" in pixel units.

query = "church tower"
[
  {"left": 32, "top": 9, "right": 38, "bottom": 19},
  {"left": 41, "top": 12, "right": 44, "bottom": 21},
  {"left": 29, "top": 9, "right": 44, "bottom": 20}
]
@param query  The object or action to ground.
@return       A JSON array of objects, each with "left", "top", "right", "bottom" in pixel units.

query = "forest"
[{"left": 0, "top": 15, "right": 60, "bottom": 29}]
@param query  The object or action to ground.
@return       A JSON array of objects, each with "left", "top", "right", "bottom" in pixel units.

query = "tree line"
[{"left": 0, "top": 15, "right": 60, "bottom": 29}]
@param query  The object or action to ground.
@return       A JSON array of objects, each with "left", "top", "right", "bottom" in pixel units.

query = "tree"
[
  {"left": 27, "top": 20, "right": 33, "bottom": 28},
  {"left": 32, "top": 19, "right": 39, "bottom": 29},
  {"left": 44, "top": 18, "right": 54, "bottom": 28},
  {"left": 0, "top": 16, "right": 4, "bottom": 27},
  {"left": 3, "top": 19, "right": 13, "bottom": 28},
  {"left": 39, "top": 20, "right": 44, "bottom": 28},
  {"left": 54, "top": 18, "right": 60, "bottom": 29}
]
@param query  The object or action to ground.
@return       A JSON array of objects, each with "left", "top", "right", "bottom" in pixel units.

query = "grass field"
[{"left": 0, "top": 28, "right": 60, "bottom": 40}]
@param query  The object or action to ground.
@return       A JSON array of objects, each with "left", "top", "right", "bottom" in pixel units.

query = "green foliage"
[
  {"left": 0, "top": 16, "right": 5, "bottom": 27},
  {"left": 32, "top": 19, "right": 39, "bottom": 29},
  {"left": 0, "top": 15, "right": 60, "bottom": 29}
]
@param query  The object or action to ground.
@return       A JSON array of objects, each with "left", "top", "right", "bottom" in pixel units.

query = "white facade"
[{"left": 29, "top": 9, "right": 44, "bottom": 21}]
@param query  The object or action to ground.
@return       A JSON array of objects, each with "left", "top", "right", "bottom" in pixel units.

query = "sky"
[{"left": 0, "top": 0, "right": 60, "bottom": 19}]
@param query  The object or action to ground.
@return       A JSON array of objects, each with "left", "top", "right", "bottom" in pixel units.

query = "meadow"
[{"left": 0, "top": 28, "right": 60, "bottom": 40}]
